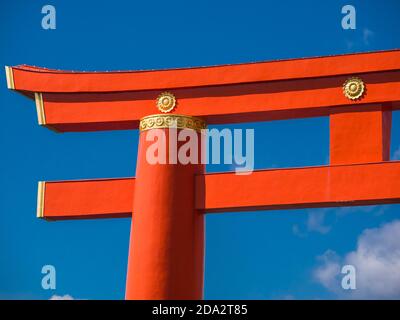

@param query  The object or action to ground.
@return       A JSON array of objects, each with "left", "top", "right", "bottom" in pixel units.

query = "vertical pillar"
[
  {"left": 330, "top": 106, "right": 392, "bottom": 165},
  {"left": 125, "top": 114, "right": 206, "bottom": 299}
]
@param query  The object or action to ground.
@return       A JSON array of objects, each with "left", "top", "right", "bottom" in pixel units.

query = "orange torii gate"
[{"left": 5, "top": 49, "right": 400, "bottom": 299}]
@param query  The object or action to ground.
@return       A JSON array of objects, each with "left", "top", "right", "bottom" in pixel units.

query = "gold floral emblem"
[
  {"left": 343, "top": 77, "right": 365, "bottom": 100},
  {"left": 156, "top": 92, "right": 176, "bottom": 113}
]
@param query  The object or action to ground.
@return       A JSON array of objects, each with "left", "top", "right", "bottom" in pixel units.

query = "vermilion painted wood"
[
  {"left": 43, "top": 178, "right": 134, "bottom": 220},
  {"left": 40, "top": 74, "right": 400, "bottom": 132},
  {"left": 196, "top": 161, "right": 400, "bottom": 212},
  {"left": 9, "top": 50, "right": 400, "bottom": 132},
  {"left": 11, "top": 50, "right": 400, "bottom": 92},
  {"left": 126, "top": 129, "right": 204, "bottom": 299},
  {"left": 40, "top": 161, "right": 400, "bottom": 219},
  {"left": 8, "top": 50, "right": 400, "bottom": 300},
  {"left": 330, "top": 107, "right": 392, "bottom": 164}
]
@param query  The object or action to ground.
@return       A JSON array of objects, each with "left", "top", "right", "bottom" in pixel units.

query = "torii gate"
[{"left": 5, "top": 49, "right": 400, "bottom": 300}]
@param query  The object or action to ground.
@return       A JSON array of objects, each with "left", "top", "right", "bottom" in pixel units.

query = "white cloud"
[
  {"left": 393, "top": 146, "right": 400, "bottom": 160},
  {"left": 292, "top": 210, "right": 331, "bottom": 237},
  {"left": 280, "top": 294, "right": 296, "bottom": 300},
  {"left": 293, "top": 206, "right": 388, "bottom": 237},
  {"left": 292, "top": 224, "right": 306, "bottom": 238},
  {"left": 363, "top": 28, "right": 374, "bottom": 45},
  {"left": 307, "top": 211, "right": 331, "bottom": 234},
  {"left": 345, "top": 40, "right": 354, "bottom": 50},
  {"left": 313, "top": 220, "right": 400, "bottom": 299},
  {"left": 49, "top": 294, "right": 74, "bottom": 300},
  {"left": 345, "top": 28, "right": 375, "bottom": 49},
  {"left": 335, "top": 205, "right": 386, "bottom": 217},
  {"left": 313, "top": 250, "right": 342, "bottom": 294}
]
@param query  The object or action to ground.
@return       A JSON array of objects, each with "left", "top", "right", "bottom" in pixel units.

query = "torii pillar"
[
  {"left": 127, "top": 116, "right": 206, "bottom": 299},
  {"left": 5, "top": 49, "right": 400, "bottom": 300}
]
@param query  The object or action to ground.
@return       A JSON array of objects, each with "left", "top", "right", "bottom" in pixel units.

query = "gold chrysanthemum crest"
[
  {"left": 156, "top": 92, "right": 176, "bottom": 113},
  {"left": 343, "top": 77, "right": 365, "bottom": 100}
]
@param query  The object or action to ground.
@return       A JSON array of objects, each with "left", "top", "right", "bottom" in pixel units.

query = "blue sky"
[{"left": 0, "top": 0, "right": 399, "bottom": 300}]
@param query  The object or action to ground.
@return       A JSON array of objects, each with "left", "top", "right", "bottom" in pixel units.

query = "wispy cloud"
[
  {"left": 335, "top": 205, "right": 386, "bottom": 217},
  {"left": 307, "top": 211, "right": 331, "bottom": 234},
  {"left": 49, "top": 294, "right": 74, "bottom": 300},
  {"left": 313, "top": 220, "right": 400, "bottom": 299},
  {"left": 292, "top": 205, "right": 387, "bottom": 237},
  {"left": 363, "top": 28, "right": 375, "bottom": 46},
  {"left": 292, "top": 224, "right": 307, "bottom": 238},
  {"left": 344, "top": 27, "right": 375, "bottom": 50},
  {"left": 362, "top": 28, "right": 374, "bottom": 45},
  {"left": 392, "top": 145, "right": 400, "bottom": 160},
  {"left": 279, "top": 294, "right": 296, "bottom": 300},
  {"left": 313, "top": 250, "right": 342, "bottom": 294},
  {"left": 292, "top": 209, "right": 331, "bottom": 237},
  {"left": 345, "top": 40, "right": 354, "bottom": 50}
]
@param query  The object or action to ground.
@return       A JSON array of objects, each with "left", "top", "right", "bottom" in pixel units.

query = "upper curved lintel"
[{"left": 7, "top": 49, "right": 400, "bottom": 93}]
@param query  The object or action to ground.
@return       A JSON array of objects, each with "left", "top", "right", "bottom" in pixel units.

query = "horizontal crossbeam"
[
  {"left": 199, "top": 161, "right": 400, "bottom": 212},
  {"left": 6, "top": 50, "right": 400, "bottom": 132},
  {"left": 38, "top": 162, "right": 400, "bottom": 220},
  {"left": 37, "top": 178, "right": 134, "bottom": 220}
]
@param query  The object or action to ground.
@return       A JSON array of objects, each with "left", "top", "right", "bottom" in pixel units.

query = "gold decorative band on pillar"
[{"left": 139, "top": 114, "right": 207, "bottom": 132}]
